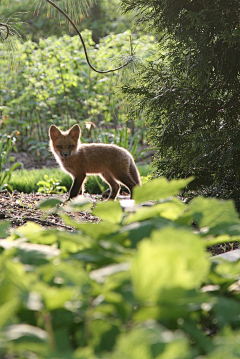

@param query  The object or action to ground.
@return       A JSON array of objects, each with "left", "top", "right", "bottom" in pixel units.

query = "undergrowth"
[
  {"left": 5, "top": 164, "right": 151, "bottom": 194},
  {"left": 0, "top": 177, "right": 240, "bottom": 358}
]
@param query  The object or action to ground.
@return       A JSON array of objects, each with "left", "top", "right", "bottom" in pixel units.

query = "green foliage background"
[
  {"left": 0, "top": 30, "right": 156, "bottom": 154},
  {"left": 1, "top": 2, "right": 240, "bottom": 356},
  {"left": 120, "top": 0, "right": 240, "bottom": 209},
  {"left": 0, "top": 178, "right": 240, "bottom": 358},
  {"left": 5, "top": 164, "right": 150, "bottom": 194},
  {"left": 0, "top": 0, "right": 134, "bottom": 42}
]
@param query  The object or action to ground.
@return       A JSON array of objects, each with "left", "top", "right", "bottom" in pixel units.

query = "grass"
[
  {"left": 5, "top": 164, "right": 153, "bottom": 194},
  {"left": 6, "top": 168, "right": 72, "bottom": 194}
]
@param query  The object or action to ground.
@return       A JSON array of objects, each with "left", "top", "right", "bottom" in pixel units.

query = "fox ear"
[
  {"left": 49, "top": 125, "right": 61, "bottom": 139},
  {"left": 69, "top": 124, "right": 81, "bottom": 139}
]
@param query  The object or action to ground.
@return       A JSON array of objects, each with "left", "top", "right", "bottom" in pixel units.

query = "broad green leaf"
[
  {"left": 66, "top": 195, "right": 92, "bottom": 212},
  {"left": 70, "top": 249, "right": 117, "bottom": 266},
  {"left": 133, "top": 177, "right": 193, "bottom": 204},
  {"left": 74, "top": 347, "right": 98, "bottom": 359},
  {"left": 92, "top": 201, "right": 123, "bottom": 224},
  {"left": 214, "top": 258, "right": 240, "bottom": 280},
  {"left": 212, "top": 296, "right": 240, "bottom": 328},
  {"left": 209, "top": 328, "right": 240, "bottom": 359},
  {"left": 120, "top": 218, "right": 179, "bottom": 248},
  {"left": 0, "top": 220, "right": 10, "bottom": 238},
  {"left": 5, "top": 324, "right": 47, "bottom": 342},
  {"left": 72, "top": 222, "right": 120, "bottom": 240},
  {"left": 89, "top": 317, "right": 120, "bottom": 352},
  {"left": 13, "top": 222, "right": 58, "bottom": 245},
  {"left": 124, "top": 198, "right": 185, "bottom": 224},
  {"left": 131, "top": 227, "right": 210, "bottom": 303},
  {"left": 111, "top": 322, "right": 189, "bottom": 359},
  {"left": 0, "top": 298, "right": 20, "bottom": 329},
  {"left": 43, "top": 287, "right": 74, "bottom": 310},
  {"left": 38, "top": 197, "right": 63, "bottom": 211},
  {"left": 190, "top": 197, "right": 240, "bottom": 236},
  {"left": 90, "top": 263, "right": 130, "bottom": 284},
  {"left": 2, "top": 241, "right": 60, "bottom": 266},
  {"left": 37, "top": 261, "right": 89, "bottom": 287},
  {"left": 183, "top": 319, "right": 213, "bottom": 353}
]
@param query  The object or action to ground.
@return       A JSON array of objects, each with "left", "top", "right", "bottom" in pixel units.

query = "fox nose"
[{"left": 62, "top": 152, "right": 69, "bottom": 157}]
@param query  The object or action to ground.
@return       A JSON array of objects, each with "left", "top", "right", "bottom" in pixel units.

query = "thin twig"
[
  {"left": 0, "top": 23, "right": 9, "bottom": 40},
  {"left": 45, "top": 0, "right": 133, "bottom": 74}
]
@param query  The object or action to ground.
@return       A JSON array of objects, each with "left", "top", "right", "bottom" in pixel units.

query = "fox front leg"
[{"left": 69, "top": 175, "right": 86, "bottom": 199}]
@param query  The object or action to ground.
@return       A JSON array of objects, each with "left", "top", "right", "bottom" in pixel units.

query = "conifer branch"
[{"left": 45, "top": 0, "right": 133, "bottom": 74}]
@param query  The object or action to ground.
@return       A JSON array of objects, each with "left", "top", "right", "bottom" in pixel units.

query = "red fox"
[{"left": 49, "top": 124, "right": 141, "bottom": 200}]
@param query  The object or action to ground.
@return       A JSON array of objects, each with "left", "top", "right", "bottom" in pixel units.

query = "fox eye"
[
  {"left": 68, "top": 145, "right": 74, "bottom": 149},
  {"left": 56, "top": 145, "right": 63, "bottom": 149}
]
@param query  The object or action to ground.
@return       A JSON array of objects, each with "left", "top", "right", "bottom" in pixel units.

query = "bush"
[
  {"left": 0, "top": 30, "right": 156, "bottom": 154},
  {"left": 0, "top": 131, "right": 21, "bottom": 190},
  {"left": 121, "top": 0, "right": 240, "bottom": 209},
  {"left": 0, "top": 177, "right": 240, "bottom": 358},
  {"left": 0, "top": 0, "right": 133, "bottom": 42}
]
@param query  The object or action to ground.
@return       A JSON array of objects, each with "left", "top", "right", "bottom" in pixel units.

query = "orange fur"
[{"left": 49, "top": 124, "right": 141, "bottom": 200}]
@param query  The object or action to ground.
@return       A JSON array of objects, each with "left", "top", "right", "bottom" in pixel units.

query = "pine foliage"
[{"left": 121, "top": 0, "right": 240, "bottom": 207}]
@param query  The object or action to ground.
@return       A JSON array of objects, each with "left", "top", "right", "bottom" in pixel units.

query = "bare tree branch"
[
  {"left": 0, "top": 22, "right": 9, "bottom": 40},
  {"left": 46, "top": 0, "right": 133, "bottom": 74}
]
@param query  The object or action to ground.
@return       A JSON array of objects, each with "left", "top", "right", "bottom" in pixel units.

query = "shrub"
[
  {"left": 121, "top": 0, "right": 240, "bottom": 209},
  {"left": 0, "top": 177, "right": 240, "bottom": 357}
]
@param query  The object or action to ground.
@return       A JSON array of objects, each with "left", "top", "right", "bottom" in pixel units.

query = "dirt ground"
[
  {"left": 0, "top": 189, "right": 100, "bottom": 232},
  {"left": 1, "top": 152, "right": 101, "bottom": 233}
]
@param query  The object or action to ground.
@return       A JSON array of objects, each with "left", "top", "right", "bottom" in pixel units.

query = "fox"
[{"left": 49, "top": 124, "right": 141, "bottom": 200}]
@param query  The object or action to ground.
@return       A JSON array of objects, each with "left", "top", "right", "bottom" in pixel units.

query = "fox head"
[{"left": 49, "top": 124, "right": 81, "bottom": 159}]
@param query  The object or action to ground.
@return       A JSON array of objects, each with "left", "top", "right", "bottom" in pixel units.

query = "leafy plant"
[
  {"left": 37, "top": 174, "right": 67, "bottom": 194},
  {"left": 0, "top": 31, "right": 157, "bottom": 151},
  {"left": 5, "top": 167, "right": 71, "bottom": 193},
  {"left": 0, "top": 177, "right": 240, "bottom": 358},
  {"left": 7, "top": 165, "right": 150, "bottom": 194},
  {"left": 0, "top": 132, "right": 21, "bottom": 190},
  {"left": 98, "top": 125, "right": 149, "bottom": 161}
]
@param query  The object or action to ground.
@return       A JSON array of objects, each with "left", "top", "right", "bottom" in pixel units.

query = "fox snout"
[{"left": 59, "top": 149, "right": 72, "bottom": 159}]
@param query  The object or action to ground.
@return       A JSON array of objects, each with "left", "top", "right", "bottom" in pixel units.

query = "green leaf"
[
  {"left": 13, "top": 222, "right": 59, "bottom": 245},
  {"left": 89, "top": 317, "right": 120, "bottom": 353},
  {"left": 124, "top": 198, "right": 185, "bottom": 224},
  {"left": 4, "top": 324, "right": 47, "bottom": 342},
  {"left": 190, "top": 197, "right": 240, "bottom": 236},
  {"left": 213, "top": 296, "right": 240, "bottom": 328},
  {"left": 72, "top": 221, "right": 120, "bottom": 240},
  {"left": 214, "top": 258, "right": 240, "bottom": 280},
  {"left": 133, "top": 177, "right": 193, "bottom": 204},
  {"left": 38, "top": 197, "right": 63, "bottom": 211},
  {"left": 111, "top": 322, "right": 189, "bottom": 359},
  {"left": 0, "top": 298, "right": 20, "bottom": 329},
  {"left": 0, "top": 221, "right": 10, "bottom": 238},
  {"left": 66, "top": 196, "right": 92, "bottom": 212},
  {"left": 43, "top": 287, "right": 74, "bottom": 310},
  {"left": 92, "top": 201, "right": 123, "bottom": 224},
  {"left": 131, "top": 227, "right": 210, "bottom": 303}
]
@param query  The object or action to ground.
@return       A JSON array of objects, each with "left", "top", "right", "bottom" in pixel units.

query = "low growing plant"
[
  {"left": 0, "top": 132, "right": 22, "bottom": 190},
  {"left": 6, "top": 165, "right": 151, "bottom": 194},
  {"left": 0, "top": 177, "right": 239, "bottom": 358},
  {"left": 37, "top": 174, "right": 67, "bottom": 194}
]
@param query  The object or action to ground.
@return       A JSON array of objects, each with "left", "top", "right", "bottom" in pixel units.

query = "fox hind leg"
[
  {"left": 117, "top": 172, "right": 137, "bottom": 198},
  {"left": 101, "top": 172, "right": 120, "bottom": 200}
]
